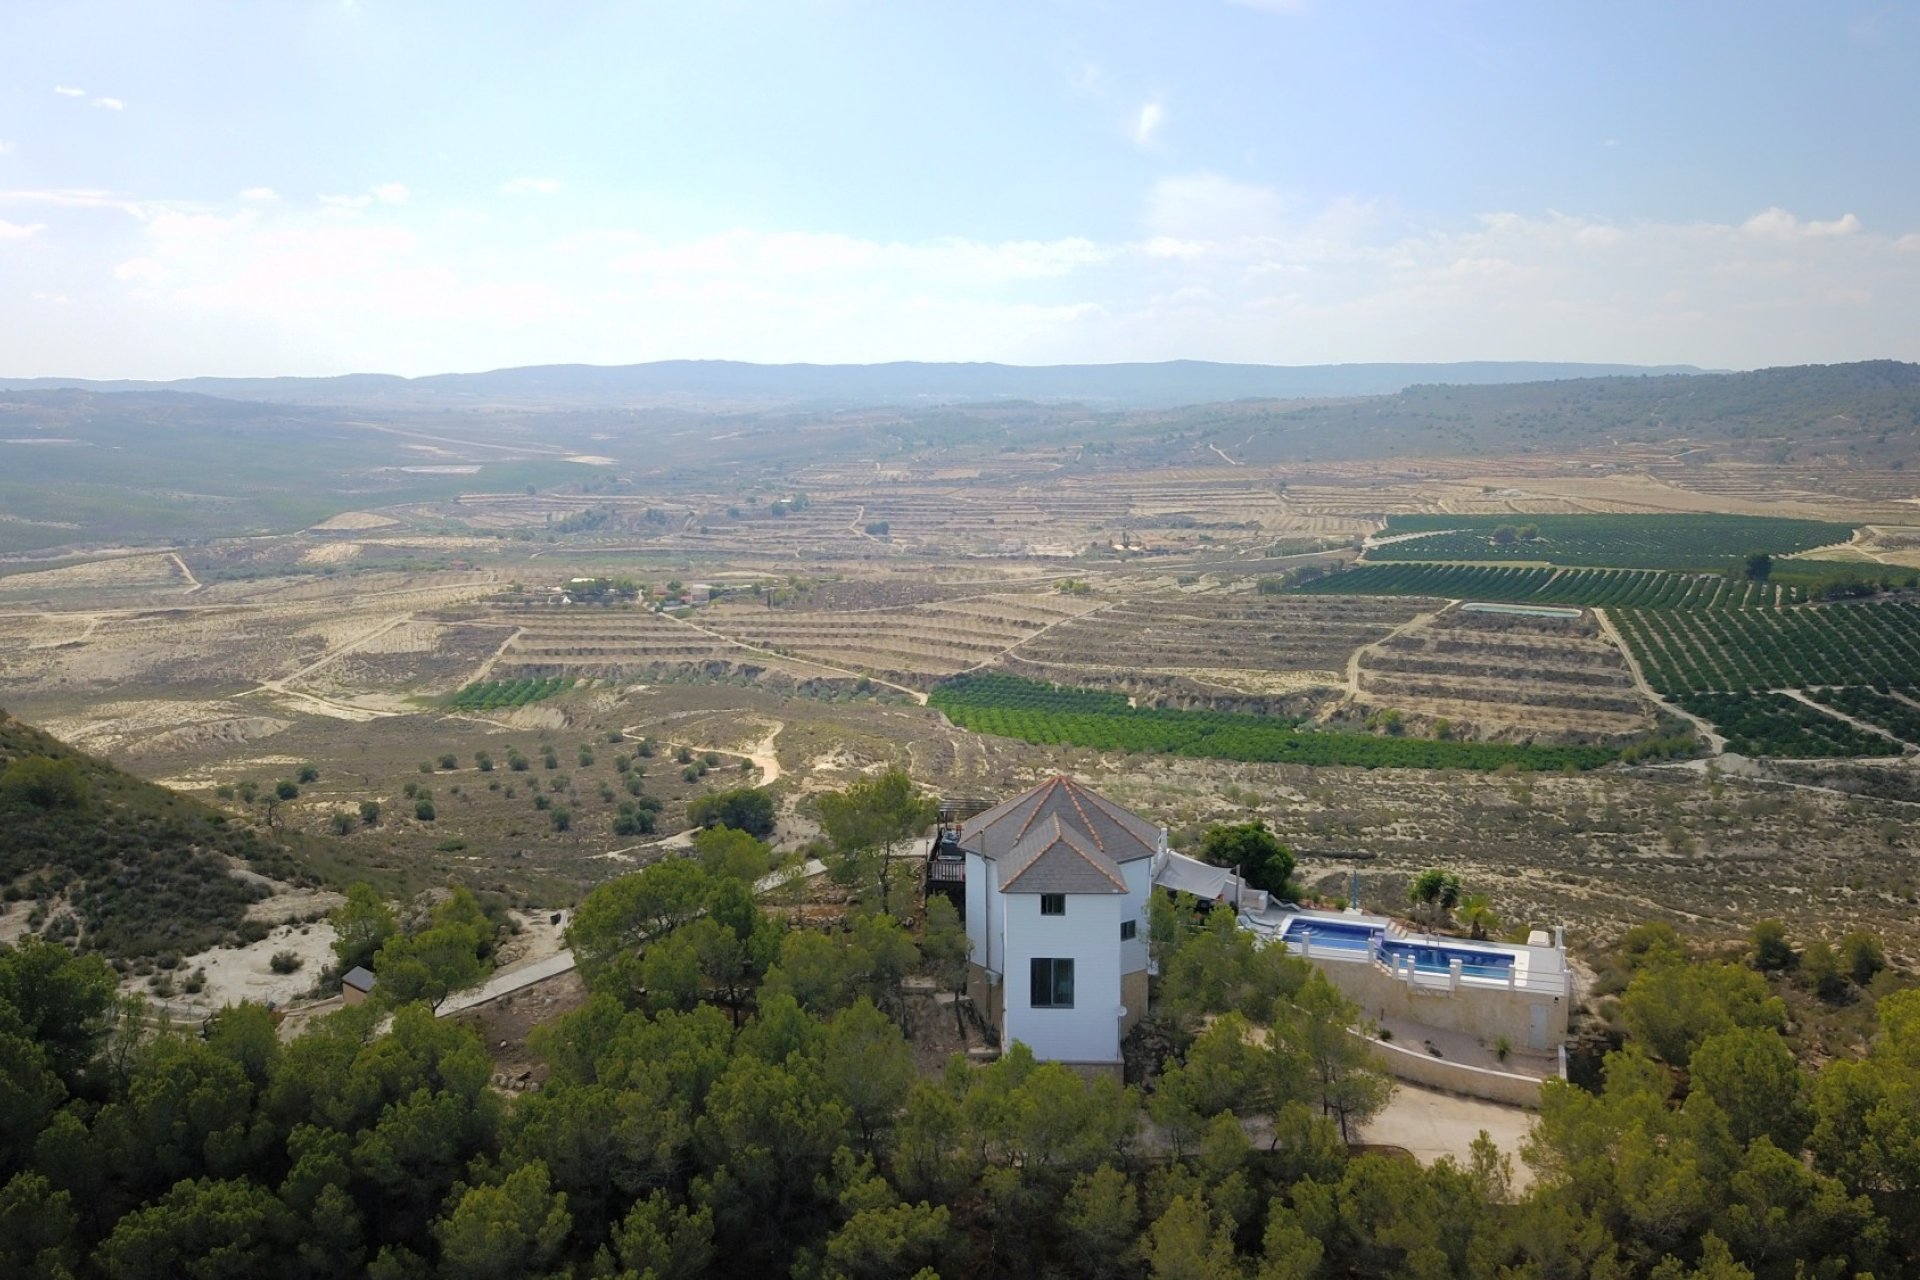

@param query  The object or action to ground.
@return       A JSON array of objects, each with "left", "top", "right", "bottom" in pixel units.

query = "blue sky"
[{"left": 3, "top": 1, "right": 1917, "bottom": 377}]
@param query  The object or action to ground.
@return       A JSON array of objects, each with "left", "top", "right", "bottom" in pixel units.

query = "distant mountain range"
[{"left": 0, "top": 358, "right": 1708, "bottom": 410}]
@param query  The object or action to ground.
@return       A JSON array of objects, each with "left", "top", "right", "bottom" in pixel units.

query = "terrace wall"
[
  {"left": 1356, "top": 1033, "right": 1548, "bottom": 1108},
  {"left": 1310, "top": 956, "right": 1570, "bottom": 1052}
]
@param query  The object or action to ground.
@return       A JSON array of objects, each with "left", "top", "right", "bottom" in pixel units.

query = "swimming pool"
[
  {"left": 1281, "top": 916, "right": 1515, "bottom": 978},
  {"left": 1281, "top": 919, "right": 1378, "bottom": 952}
]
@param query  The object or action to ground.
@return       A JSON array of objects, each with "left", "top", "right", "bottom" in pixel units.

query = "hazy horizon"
[{"left": 4, "top": 2, "right": 1917, "bottom": 379}]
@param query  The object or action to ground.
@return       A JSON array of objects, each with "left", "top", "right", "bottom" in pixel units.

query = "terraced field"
[
  {"left": 1009, "top": 593, "right": 1428, "bottom": 694},
  {"left": 1353, "top": 606, "right": 1654, "bottom": 741},
  {"left": 699, "top": 592, "right": 1105, "bottom": 688},
  {"left": 481, "top": 603, "right": 845, "bottom": 683}
]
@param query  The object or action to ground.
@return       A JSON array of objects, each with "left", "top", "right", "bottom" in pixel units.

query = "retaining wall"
[{"left": 1358, "top": 1033, "right": 1549, "bottom": 1108}]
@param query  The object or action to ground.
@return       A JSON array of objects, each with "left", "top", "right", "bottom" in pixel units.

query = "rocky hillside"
[{"left": 0, "top": 708, "right": 314, "bottom": 960}]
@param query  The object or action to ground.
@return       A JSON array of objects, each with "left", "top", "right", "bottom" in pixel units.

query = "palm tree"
[{"left": 1459, "top": 894, "right": 1498, "bottom": 941}]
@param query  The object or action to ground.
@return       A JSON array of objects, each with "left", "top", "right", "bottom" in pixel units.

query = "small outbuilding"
[{"left": 341, "top": 966, "right": 377, "bottom": 1006}]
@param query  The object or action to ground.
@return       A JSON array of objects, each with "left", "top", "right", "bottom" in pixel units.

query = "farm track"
[
  {"left": 1775, "top": 689, "right": 1916, "bottom": 752},
  {"left": 662, "top": 610, "right": 928, "bottom": 703},
  {"left": 1593, "top": 607, "right": 1725, "bottom": 753}
]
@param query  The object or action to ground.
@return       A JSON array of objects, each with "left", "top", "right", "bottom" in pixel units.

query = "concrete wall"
[
  {"left": 1000, "top": 890, "right": 1124, "bottom": 1064},
  {"left": 964, "top": 853, "right": 994, "bottom": 973},
  {"left": 1314, "top": 957, "right": 1569, "bottom": 1051},
  {"left": 1359, "top": 1034, "right": 1547, "bottom": 1109},
  {"left": 1120, "top": 858, "right": 1152, "bottom": 976}
]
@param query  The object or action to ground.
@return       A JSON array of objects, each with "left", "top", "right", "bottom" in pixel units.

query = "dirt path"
[
  {"left": 846, "top": 505, "right": 885, "bottom": 543},
  {"left": 661, "top": 610, "right": 929, "bottom": 704},
  {"left": 1207, "top": 443, "right": 1243, "bottom": 467},
  {"left": 465, "top": 624, "right": 526, "bottom": 685},
  {"left": 634, "top": 718, "right": 786, "bottom": 785},
  {"left": 963, "top": 599, "right": 1117, "bottom": 674},
  {"left": 168, "top": 552, "right": 204, "bottom": 593},
  {"left": 1779, "top": 688, "right": 1915, "bottom": 751},
  {"left": 1344, "top": 606, "right": 1443, "bottom": 701},
  {"left": 1592, "top": 607, "right": 1725, "bottom": 754}
]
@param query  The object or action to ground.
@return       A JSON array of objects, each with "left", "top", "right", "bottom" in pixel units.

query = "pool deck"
[{"left": 1242, "top": 905, "right": 1568, "bottom": 996}]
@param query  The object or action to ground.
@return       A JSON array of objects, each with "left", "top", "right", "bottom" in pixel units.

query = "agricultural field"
[
  {"left": 473, "top": 600, "right": 852, "bottom": 687},
  {"left": 1352, "top": 605, "right": 1654, "bottom": 742},
  {"left": 1610, "top": 601, "right": 1920, "bottom": 694},
  {"left": 1298, "top": 563, "right": 1797, "bottom": 609},
  {"left": 1368, "top": 513, "right": 1858, "bottom": 569},
  {"left": 445, "top": 675, "right": 577, "bottom": 710},
  {"left": 1672, "top": 692, "right": 1903, "bottom": 759},
  {"left": 698, "top": 592, "right": 1107, "bottom": 689},
  {"left": 930, "top": 672, "right": 1619, "bottom": 771},
  {"left": 5, "top": 367, "right": 1920, "bottom": 963},
  {"left": 1805, "top": 686, "right": 1920, "bottom": 748},
  {"left": 1007, "top": 592, "right": 1424, "bottom": 698}
]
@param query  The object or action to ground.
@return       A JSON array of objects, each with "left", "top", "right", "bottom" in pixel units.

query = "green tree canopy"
[
  {"left": 1197, "top": 820, "right": 1295, "bottom": 897},
  {"left": 815, "top": 770, "right": 937, "bottom": 916}
]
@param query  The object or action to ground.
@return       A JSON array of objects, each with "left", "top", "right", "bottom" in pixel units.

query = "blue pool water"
[{"left": 1281, "top": 918, "right": 1515, "bottom": 978}]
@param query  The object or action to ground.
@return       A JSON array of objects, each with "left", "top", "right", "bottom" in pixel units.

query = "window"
[
  {"left": 1120, "top": 919, "right": 1137, "bottom": 941},
  {"left": 1030, "top": 957, "right": 1075, "bottom": 1008},
  {"left": 1040, "top": 893, "right": 1066, "bottom": 916}
]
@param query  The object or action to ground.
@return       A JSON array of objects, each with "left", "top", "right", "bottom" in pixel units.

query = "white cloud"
[
  {"left": 91, "top": 97, "right": 125, "bottom": 111},
  {"left": 1227, "top": 0, "right": 1309, "bottom": 13},
  {"left": 6, "top": 166, "right": 1915, "bottom": 376},
  {"left": 239, "top": 187, "right": 280, "bottom": 202},
  {"left": 371, "top": 182, "right": 410, "bottom": 205},
  {"left": 53, "top": 85, "right": 85, "bottom": 97},
  {"left": 502, "top": 176, "right": 561, "bottom": 195},
  {"left": 1741, "top": 207, "right": 1860, "bottom": 239},
  {"left": 1133, "top": 100, "right": 1165, "bottom": 147},
  {"left": 0, "top": 141, "right": 14, "bottom": 156},
  {"left": 32, "top": 292, "right": 69, "bottom": 304},
  {"left": 0, "top": 187, "right": 148, "bottom": 215}
]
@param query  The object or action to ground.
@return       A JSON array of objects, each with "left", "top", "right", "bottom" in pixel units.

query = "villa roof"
[
  {"left": 997, "top": 814, "right": 1129, "bottom": 894},
  {"left": 959, "top": 776, "right": 1160, "bottom": 893}
]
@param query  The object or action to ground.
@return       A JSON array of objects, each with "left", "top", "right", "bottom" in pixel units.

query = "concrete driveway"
[{"left": 1357, "top": 1083, "right": 1539, "bottom": 1191}]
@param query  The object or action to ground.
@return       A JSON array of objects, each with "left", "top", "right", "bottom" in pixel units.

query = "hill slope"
[
  {"left": 1209, "top": 359, "right": 1920, "bottom": 464},
  {"left": 0, "top": 358, "right": 1703, "bottom": 410},
  {"left": 0, "top": 708, "right": 314, "bottom": 960}
]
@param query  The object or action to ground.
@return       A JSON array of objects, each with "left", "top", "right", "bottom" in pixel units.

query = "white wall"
[
  {"left": 1000, "top": 891, "right": 1124, "bottom": 1064},
  {"left": 964, "top": 852, "right": 993, "bottom": 973},
  {"left": 1120, "top": 859, "right": 1151, "bottom": 975}
]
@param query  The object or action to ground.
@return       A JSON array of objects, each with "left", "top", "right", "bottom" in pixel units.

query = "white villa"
[
  {"left": 945, "top": 775, "right": 1572, "bottom": 1099},
  {"left": 957, "top": 776, "right": 1160, "bottom": 1069}
]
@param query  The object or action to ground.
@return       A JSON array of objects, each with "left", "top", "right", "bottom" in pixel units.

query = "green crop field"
[
  {"left": 445, "top": 675, "right": 577, "bottom": 710},
  {"left": 931, "top": 672, "right": 1618, "bottom": 772},
  {"left": 1296, "top": 563, "right": 1797, "bottom": 609},
  {"left": 1611, "top": 602, "right": 1920, "bottom": 695},
  {"left": 1673, "top": 691, "right": 1902, "bottom": 758},
  {"left": 1806, "top": 686, "right": 1920, "bottom": 748},
  {"left": 1367, "top": 513, "right": 1856, "bottom": 570}
]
